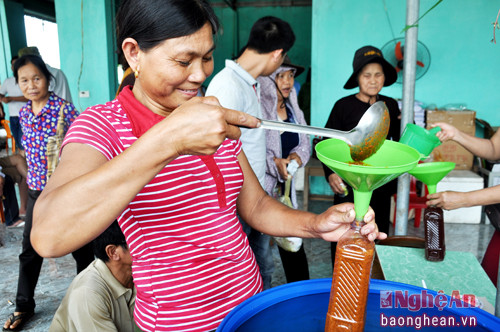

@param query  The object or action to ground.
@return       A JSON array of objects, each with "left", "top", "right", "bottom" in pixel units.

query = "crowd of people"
[{"left": 0, "top": 0, "right": 496, "bottom": 331}]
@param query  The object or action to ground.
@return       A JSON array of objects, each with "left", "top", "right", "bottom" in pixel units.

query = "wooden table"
[
  {"left": 303, "top": 158, "right": 333, "bottom": 211},
  {"left": 374, "top": 245, "right": 496, "bottom": 313}
]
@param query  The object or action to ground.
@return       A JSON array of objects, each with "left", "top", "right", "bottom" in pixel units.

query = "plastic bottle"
[
  {"left": 424, "top": 206, "right": 445, "bottom": 261},
  {"left": 286, "top": 159, "right": 299, "bottom": 177},
  {"left": 325, "top": 220, "right": 374, "bottom": 332}
]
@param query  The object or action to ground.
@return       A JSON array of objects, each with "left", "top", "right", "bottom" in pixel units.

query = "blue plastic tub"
[{"left": 217, "top": 278, "right": 500, "bottom": 331}]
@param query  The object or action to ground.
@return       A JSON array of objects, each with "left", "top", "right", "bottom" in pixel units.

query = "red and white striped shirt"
[{"left": 63, "top": 88, "right": 262, "bottom": 331}]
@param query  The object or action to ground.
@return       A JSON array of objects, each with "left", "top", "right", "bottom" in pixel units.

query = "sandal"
[
  {"left": 7, "top": 220, "right": 23, "bottom": 228},
  {"left": 2, "top": 312, "right": 34, "bottom": 331}
]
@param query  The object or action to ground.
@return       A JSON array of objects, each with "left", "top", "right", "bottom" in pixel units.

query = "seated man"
[
  {"left": 49, "top": 221, "right": 135, "bottom": 332},
  {"left": 0, "top": 154, "right": 28, "bottom": 226},
  {"left": 0, "top": 160, "right": 24, "bottom": 227},
  {"left": 0, "top": 169, "right": 19, "bottom": 247}
]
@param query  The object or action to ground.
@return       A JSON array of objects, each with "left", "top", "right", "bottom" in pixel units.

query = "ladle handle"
[{"left": 259, "top": 119, "right": 353, "bottom": 144}]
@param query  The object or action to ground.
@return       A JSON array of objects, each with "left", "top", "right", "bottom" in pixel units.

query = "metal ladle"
[{"left": 259, "top": 100, "right": 390, "bottom": 161}]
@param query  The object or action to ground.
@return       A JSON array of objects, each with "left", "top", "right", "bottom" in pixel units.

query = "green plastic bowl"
[
  {"left": 399, "top": 123, "right": 441, "bottom": 160},
  {"left": 316, "top": 139, "right": 420, "bottom": 219}
]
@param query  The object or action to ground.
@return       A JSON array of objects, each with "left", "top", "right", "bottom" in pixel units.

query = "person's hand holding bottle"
[{"left": 327, "top": 173, "right": 348, "bottom": 196}]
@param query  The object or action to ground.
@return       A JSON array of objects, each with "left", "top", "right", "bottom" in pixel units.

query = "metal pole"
[{"left": 395, "top": 0, "right": 420, "bottom": 235}]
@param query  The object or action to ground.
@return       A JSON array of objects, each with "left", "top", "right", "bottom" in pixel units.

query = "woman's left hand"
[
  {"left": 426, "top": 191, "right": 467, "bottom": 210},
  {"left": 274, "top": 157, "right": 290, "bottom": 179},
  {"left": 309, "top": 203, "right": 387, "bottom": 242},
  {"left": 287, "top": 153, "right": 302, "bottom": 167}
]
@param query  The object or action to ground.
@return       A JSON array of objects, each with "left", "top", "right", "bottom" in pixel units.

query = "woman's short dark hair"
[
  {"left": 93, "top": 220, "right": 128, "bottom": 262},
  {"left": 13, "top": 55, "right": 53, "bottom": 85},
  {"left": 116, "top": 0, "right": 219, "bottom": 59},
  {"left": 246, "top": 16, "right": 296, "bottom": 54}
]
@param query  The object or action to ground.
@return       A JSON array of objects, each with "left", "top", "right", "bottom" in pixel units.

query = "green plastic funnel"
[
  {"left": 316, "top": 139, "right": 420, "bottom": 221},
  {"left": 408, "top": 161, "right": 455, "bottom": 194},
  {"left": 399, "top": 124, "right": 441, "bottom": 160}
]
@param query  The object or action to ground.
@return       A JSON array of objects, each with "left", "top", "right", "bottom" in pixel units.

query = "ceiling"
[
  {"left": 16, "top": 0, "right": 312, "bottom": 23},
  {"left": 17, "top": 0, "right": 55, "bottom": 22}
]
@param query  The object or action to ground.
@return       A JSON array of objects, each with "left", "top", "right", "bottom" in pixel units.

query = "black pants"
[
  {"left": 3, "top": 175, "right": 20, "bottom": 226},
  {"left": 15, "top": 189, "right": 94, "bottom": 313},
  {"left": 278, "top": 244, "right": 310, "bottom": 283}
]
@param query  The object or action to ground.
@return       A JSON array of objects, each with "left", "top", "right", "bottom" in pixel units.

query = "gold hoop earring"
[{"left": 134, "top": 65, "right": 140, "bottom": 78}]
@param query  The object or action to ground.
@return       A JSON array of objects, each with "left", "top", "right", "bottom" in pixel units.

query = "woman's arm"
[
  {"left": 426, "top": 126, "right": 500, "bottom": 211},
  {"left": 288, "top": 90, "right": 311, "bottom": 166},
  {"left": 433, "top": 123, "right": 500, "bottom": 161},
  {"left": 2, "top": 95, "right": 28, "bottom": 103},
  {"left": 236, "top": 151, "right": 386, "bottom": 243},
  {"left": 265, "top": 129, "right": 286, "bottom": 182},
  {"left": 385, "top": 97, "right": 401, "bottom": 141},
  {"left": 327, "top": 173, "right": 347, "bottom": 195},
  {"left": 322, "top": 101, "right": 347, "bottom": 195},
  {"left": 427, "top": 185, "right": 500, "bottom": 210},
  {"left": 32, "top": 97, "right": 260, "bottom": 257}
]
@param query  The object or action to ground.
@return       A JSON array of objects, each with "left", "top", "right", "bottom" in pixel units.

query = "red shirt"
[{"left": 62, "top": 87, "right": 262, "bottom": 332}]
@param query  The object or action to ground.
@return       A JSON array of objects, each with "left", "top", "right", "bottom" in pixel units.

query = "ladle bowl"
[
  {"left": 316, "top": 139, "right": 420, "bottom": 220},
  {"left": 260, "top": 101, "right": 390, "bottom": 161}
]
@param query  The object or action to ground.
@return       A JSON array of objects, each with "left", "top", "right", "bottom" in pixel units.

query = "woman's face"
[
  {"left": 357, "top": 62, "right": 385, "bottom": 99},
  {"left": 135, "top": 22, "right": 215, "bottom": 114},
  {"left": 275, "top": 69, "right": 295, "bottom": 99},
  {"left": 17, "top": 62, "right": 50, "bottom": 104}
]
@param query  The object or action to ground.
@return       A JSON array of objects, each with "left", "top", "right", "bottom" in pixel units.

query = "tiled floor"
[{"left": 0, "top": 194, "right": 496, "bottom": 331}]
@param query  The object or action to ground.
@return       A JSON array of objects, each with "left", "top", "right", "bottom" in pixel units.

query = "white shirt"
[
  {"left": 0, "top": 77, "right": 25, "bottom": 117},
  {"left": 206, "top": 60, "right": 266, "bottom": 186},
  {"left": 47, "top": 65, "right": 73, "bottom": 102}
]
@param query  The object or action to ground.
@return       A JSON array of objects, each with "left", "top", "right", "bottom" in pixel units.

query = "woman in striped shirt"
[{"left": 31, "top": 1, "right": 386, "bottom": 331}]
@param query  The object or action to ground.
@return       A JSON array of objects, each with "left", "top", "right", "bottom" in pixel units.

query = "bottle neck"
[{"left": 350, "top": 220, "right": 367, "bottom": 232}]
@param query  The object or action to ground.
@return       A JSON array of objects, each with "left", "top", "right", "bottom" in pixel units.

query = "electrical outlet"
[{"left": 79, "top": 90, "right": 90, "bottom": 98}]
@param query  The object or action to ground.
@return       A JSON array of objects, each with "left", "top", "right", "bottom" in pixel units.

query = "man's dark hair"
[
  {"left": 245, "top": 16, "right": 295, "bottom": 54},
  {"left": 93, "top": 220, "right": 127, "bottom": 262},
  {"left": 13, "top": 55, "right": 54, "bottom": 85}
]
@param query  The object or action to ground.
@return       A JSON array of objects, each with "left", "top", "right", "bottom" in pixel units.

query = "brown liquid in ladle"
[{"left": 258, "top": 101, "right": 390, "bottom": 161}]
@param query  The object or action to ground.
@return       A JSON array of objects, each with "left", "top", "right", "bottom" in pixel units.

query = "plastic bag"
[{"left": 274, "top": 176, "right": 303, "bottom": 252}]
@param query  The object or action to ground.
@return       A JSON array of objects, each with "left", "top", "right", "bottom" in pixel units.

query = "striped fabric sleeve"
[{"left": 62, "top": 106, "right": 125, "bottom": 160}]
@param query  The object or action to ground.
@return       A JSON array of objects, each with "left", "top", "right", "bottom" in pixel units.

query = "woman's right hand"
[
  {"left": 327, "top": 173, "right": 346, "bottom": 195},
  {"left": 163, "top": 96, "right": 260, "bottom": 157},
  {"left": 432, "top": 122, "right": 460, "bottom": 143}
]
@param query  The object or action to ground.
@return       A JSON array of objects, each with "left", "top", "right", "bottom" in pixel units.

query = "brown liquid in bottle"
[
  {"left": 424, "top": 206, "right": 445, "bottom": 261},
  {"left": 325, "top": 221, "right": 374, "bottom": 332}
]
